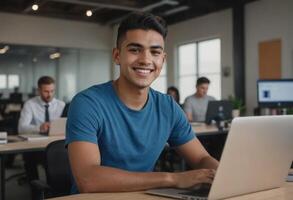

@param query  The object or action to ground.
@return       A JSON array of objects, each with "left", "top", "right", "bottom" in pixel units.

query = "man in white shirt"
[
  {"left": 184, "top": 77, "right": 216, "bottom": 122},
  {"left": 18, "top": 76, "right": 65, "bottom": 200},
  {"left": 18, "top": 76, "right": 65, "bottom": 134}
]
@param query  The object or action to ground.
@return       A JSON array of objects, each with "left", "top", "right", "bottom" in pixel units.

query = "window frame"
[
  {"left": 0, "top": 74, "right": 20, "bottom": 90},
  {"left": 177, "top": 38, "right": 222, "bottom": 103}
]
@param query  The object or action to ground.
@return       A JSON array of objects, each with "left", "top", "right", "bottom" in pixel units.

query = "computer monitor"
[
  {"left": 205, "top": 100, "right": 233, "bottom": 124},
  {"left": 61, "top": 103, "right": 70, "bottom": 117},
  {"left": 257, "top": 79, "right": 293, "bottom": 108}
]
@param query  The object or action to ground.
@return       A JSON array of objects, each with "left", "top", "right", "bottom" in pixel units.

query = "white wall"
[
  {"left": 0, "top": 12, "right": 112, "bottom": 50},
  {"left": 78, "top": 49, "right": 112, "bottom": 91},
  {"left": 245, "top": 0, "right": 293, "bottom": 114},
  {"left": 166, "top": 9, "right": 234, "bottom": 99}
]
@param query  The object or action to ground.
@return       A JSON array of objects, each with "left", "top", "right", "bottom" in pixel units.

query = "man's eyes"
[
  {"left": 151, "top": 50, "right": 162, "bottom": 56},
  {"left": 129, "top": 48, "right": 140, "bottom": 53},
  {"left": 128, "top": 48, "right": 162, "bottom": 56}
]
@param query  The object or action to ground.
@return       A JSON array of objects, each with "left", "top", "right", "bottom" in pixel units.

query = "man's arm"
[
  {"left": 175, "top": 138, "right": 218, "bottom": 170},
  {"left": 185, "top": 112, "right": 193, "bottom": 122},
  {"left": 18, "top": 103, "right": 40, "bottom": 134},
  {"left": 68, "top": 141, "right": 216, "bottom": 193},
  {"left": 183, "top": 98, "right": 193, "bottom": 122}
]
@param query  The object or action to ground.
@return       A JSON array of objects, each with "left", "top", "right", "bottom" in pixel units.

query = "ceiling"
[{"left": 0, "top": 0, "right": 257, "bottom": 26}]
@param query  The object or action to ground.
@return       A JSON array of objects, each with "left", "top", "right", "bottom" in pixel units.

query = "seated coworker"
[
  {"left": 183, "top": 77, "right": 216, "bottom": 122},
  {"left": 167, "top": 86, "right": 182, "bottom": 107},
  {"left": 18, "top": 76, "right": 65, "bottom": 135},
  {"left": 66, "top": 12, "right": 218, "bottom": 194},
  {"left": 18, "top": 76, "right": 65, "bottom": 199}
]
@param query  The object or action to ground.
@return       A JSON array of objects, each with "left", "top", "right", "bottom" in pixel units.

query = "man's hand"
[
  {"left": 40, "top": 122, "right": 50, "bottom": 134},
  {"left": 172, "top": 169, "right": 215, "bottom": 189}
]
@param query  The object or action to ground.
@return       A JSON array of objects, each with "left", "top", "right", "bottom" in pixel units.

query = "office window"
[
  {"left": 8, "top": 74, "right": 20, "bottom": 89},
  {"left": 178, "top": 38, "right": 221, "bottom": 103},
  {"left": 0, "top": 74, "right": 7, "bottom": 89},
  {"left": 151, "top": 63, "right": 167, "bottom": 93}
]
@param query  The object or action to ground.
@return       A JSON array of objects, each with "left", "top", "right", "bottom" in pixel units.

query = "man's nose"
[{"left": 138, "top": 50, "right": 152, "bottom": 66}]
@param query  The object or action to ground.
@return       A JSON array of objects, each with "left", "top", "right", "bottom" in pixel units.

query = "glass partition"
[{"left": 0, "top": 43, "right": 111, "bottom": 102}]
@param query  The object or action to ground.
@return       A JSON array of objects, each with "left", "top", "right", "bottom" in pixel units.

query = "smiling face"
[{"left": 113, "top": 29, "right": 166, "bottom": 90}]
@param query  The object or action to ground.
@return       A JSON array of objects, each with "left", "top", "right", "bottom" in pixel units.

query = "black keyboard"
[{"left": 179, "top": 184, "right": 211, "bottom": 199}]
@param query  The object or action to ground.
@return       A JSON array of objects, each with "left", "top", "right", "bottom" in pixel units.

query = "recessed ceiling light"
[
  {"left": 0, "top": 45, "right": 9, "bottom": 54},
  {"left": 32, "top": 4, "right": 39, "bottom": 11},
  {"left": 86, "top": 10, "right": 93, "bottom": 17},
  {"left": 49, "top": 52, "right": 61, "bottom": 59}
]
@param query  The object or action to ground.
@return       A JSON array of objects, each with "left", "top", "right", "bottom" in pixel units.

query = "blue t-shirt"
[{"left": 66, "top": 81, "right": 195, "bottom": 193}]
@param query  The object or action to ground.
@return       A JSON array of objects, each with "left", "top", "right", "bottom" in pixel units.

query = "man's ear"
[
  {"left": 112, "top": 48, "right": 120, "bottom": 65},
  {"left": 163, "top": 52, "right": 167, "bottom": 63}
]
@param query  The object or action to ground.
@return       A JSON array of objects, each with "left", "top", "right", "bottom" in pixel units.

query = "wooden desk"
[
  {"left": 0, "top": 135, "right": 64, "bottom": 200},
  {"left": 48, "top": 182, "right": 293, "bottom": 200},
  {"left": 192, "top": 123, "right": 228, "bottom": 136}
]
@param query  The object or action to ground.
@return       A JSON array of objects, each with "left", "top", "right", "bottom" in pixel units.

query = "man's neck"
[
  {"left": 195, "top": 93, "right": 205, "bottom": 98},
  {"left": 39, "top": 97, "right": 53, "bottom": 105},
  {"left": 113, "top": 79, "right": 149, "bottom": 111}
]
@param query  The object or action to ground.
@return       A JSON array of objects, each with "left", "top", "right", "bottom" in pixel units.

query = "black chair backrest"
[{"left": 45, "top": 140, "right": 71, "bottom": 197}]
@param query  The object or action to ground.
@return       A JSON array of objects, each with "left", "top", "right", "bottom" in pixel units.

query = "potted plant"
[{"left": 228, "top": 95, "right": 245, "bottom": 118}]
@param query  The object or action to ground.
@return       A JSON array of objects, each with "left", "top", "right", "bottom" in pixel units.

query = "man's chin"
[
  {"left": 134, "top": 81, "right": 152, "bottom": 90},
  {"left": 124, "top": 77, "right": 154, "bottom": 90},
  {"left": 43, "top": 98, "right": 53, "bottom": 103}
]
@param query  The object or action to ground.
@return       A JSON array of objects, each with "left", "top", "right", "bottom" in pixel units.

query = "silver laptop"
[
  {"left": 146, "top": 115, "right": 293, "bottom": 200},
  {"left": 19, "top": 118, "right": 67, "bottom": 140},
  {"left": 48, "top": 117, "right": 67, "bottom": 136}
]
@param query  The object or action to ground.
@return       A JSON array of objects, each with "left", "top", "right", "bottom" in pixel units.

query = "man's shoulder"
[
  {"left": 79, "top": 81, "right": 112, "bottom": 98},
  {"left": 71, "top": 81, "right": 113, "bottom": 106},
  {"left": 53, "top": 98, "right": 66, "bottom": 106},
  {"left": 24, "top": 96, "right": 39, "bottom": 105},
  {"left": 149, "top": 88, "right": 178, "bottom": 113},
  {"left": 207, "top": 95, "right": 216, "bottom": 101},
  {"left": 184, "top": 94, "right": 196, "bottom": 102},
  {"left": 150, "top": 88, "right": 172, "bottom": 102}
]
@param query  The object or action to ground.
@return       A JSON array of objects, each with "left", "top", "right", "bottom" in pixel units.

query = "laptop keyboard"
[{"left": 179, "top": 184, "right": 211, "bottom": 200}]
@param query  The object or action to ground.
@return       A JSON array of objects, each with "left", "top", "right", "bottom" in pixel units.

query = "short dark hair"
[
  {"left": 37, "top": 76, "right": 55, "bottom": 88},
  {"left": 116, "top": 12, "right": 168, "bottom": 48},
  {"left": 196, "top": 77, "right": 210, "bottom": 86}
]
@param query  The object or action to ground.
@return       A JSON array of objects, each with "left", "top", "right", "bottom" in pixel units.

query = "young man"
[
  {"left": 184, "top": 77, "right": 216, "bottom": 122},
  {"left": 66, "top": 12, "right": 218, "bottom": 194},
  {"left": 18, "top": 76, "right": 65, "bottom": 200}
]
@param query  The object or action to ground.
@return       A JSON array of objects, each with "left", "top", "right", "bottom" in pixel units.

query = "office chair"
[{"left": 31, "top": 139, "right": 72, "bottom": 200}]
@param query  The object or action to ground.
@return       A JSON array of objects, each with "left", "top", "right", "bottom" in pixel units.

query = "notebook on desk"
[
  {"left": 146, "top": 115, "right": 293, "bottom": 200},
  {"left": 19, "top": 118, "right": 67, "bottom": 141},
  {"left": 18, "top": 134, "right": 49, "bottom": 141}
]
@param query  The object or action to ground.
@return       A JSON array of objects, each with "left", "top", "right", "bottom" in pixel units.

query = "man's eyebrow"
[
  {"left": 126, "top": 43, "right": 143, "bottom": 48},
  {"left": 150, "top": 45, "right": 164, "bottom": 50},
  {"left": 126, "top": 43, "right": 164, "bottom": 50}
]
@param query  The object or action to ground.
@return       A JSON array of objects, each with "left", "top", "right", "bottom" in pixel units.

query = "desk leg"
[{"left": 0, "top": 155, "right": 5, "bottom": 200}]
